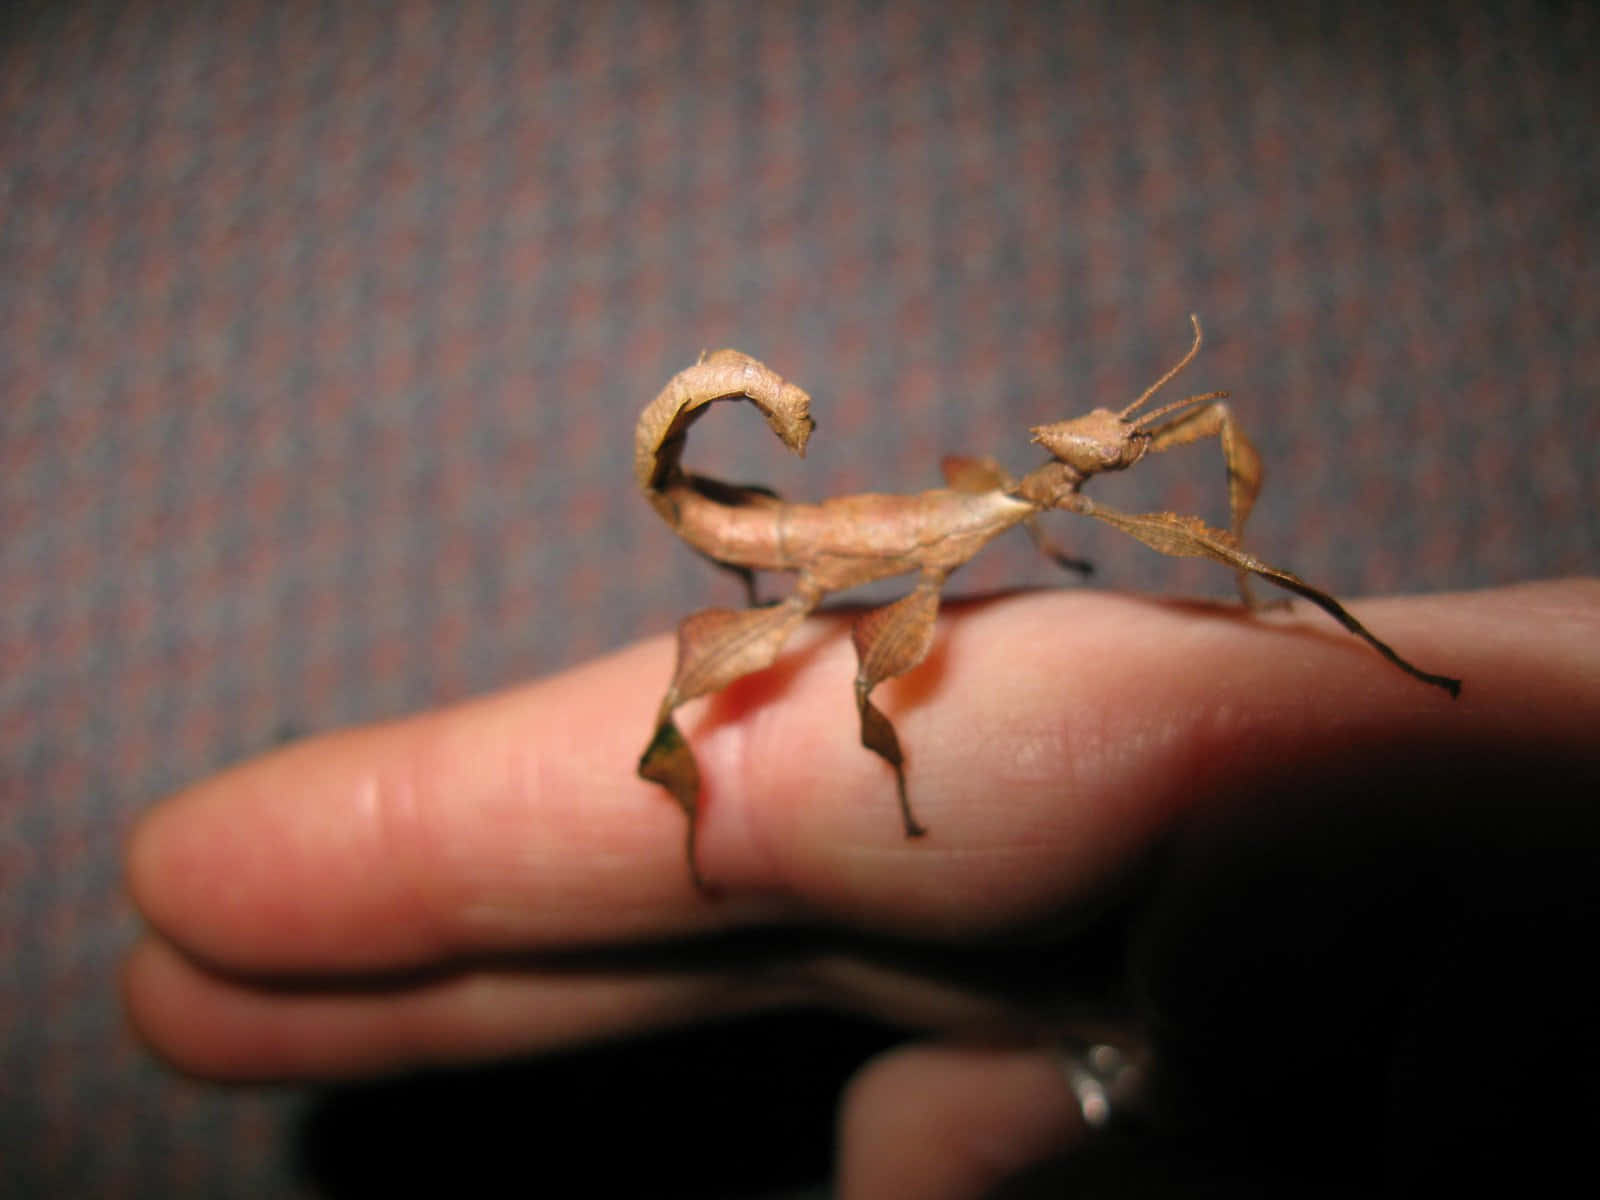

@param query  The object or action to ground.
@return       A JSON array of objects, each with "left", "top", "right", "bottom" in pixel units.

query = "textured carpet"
[{"left": 2, "top": 1, "right": 1595, "bottom": 1194}]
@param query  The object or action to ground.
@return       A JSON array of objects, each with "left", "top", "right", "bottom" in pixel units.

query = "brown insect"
[{"left": 636, "top": 318, "right": 1460, "bottom": 888}]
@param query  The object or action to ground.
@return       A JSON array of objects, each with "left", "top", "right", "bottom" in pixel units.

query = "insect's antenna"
[
  {"left": 1119, "top": 314, "right": 1204, "bottom": 421},
  {"left": 1132, "top": 389, "right": 1230, "bottom": 431}
]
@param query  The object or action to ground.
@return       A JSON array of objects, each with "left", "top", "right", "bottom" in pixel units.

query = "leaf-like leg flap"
[
  {"left": 638, "top": 586, "right": 820, "bottom": 889},
  {"left": 1075, "top": 498, "right": 1461, "bottom": 697},
  {"left": 667, "top": 594, "right": 816, "bottom": 706},
  {"left": 940, "top": 454, "right": 1014, "bottom": 493},
  {"left": 637, "top": 716, "right": 708, "bottom": 891},
  {"left": 855, "top": 698, "right": 923, "bottom": 837},
  {"left": 1144, "top": 398, "right": 1264, "bottom": 605},
  {"left": 851, "top": 577, "right": 944, "bottom": 838}
]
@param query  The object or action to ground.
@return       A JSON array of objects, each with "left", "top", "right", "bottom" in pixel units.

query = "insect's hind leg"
[
  {"left": 1145, "top": 399, "right": 1266, "bottom": 606},
  {"left": 639, "top": 582, "right": 820, "bottom": 888},
  {"left": 850, "top": 573, "right": 946, "bottom": 839}
]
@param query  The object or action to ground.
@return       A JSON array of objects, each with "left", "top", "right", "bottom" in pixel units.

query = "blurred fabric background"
[{"left": 2, "top": 1, "right": 1594, "bottom": 1195}]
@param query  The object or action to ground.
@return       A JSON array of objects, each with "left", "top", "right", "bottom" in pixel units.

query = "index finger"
[{"left": 126, "top": 581, "right": 1597, "bottom": 976}]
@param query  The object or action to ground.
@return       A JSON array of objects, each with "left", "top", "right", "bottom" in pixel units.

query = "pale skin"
[
  {"left": 636, "top": 319, "right": 1461, "bottom": 886},
  {"left": 125, "top": 581, "right": 1600, "bottom": 1197}
]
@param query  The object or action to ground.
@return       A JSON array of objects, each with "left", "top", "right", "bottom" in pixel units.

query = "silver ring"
[{"left": 1058, "top": 1033, "right": 1152, "bottom": 1131}]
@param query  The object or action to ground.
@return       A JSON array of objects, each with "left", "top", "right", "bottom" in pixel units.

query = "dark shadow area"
[
  {"left": 998, "top": 742, "right": 1600, "bottom": 1196},
  {"left": 292, "top": 739, "right": 1600, "bottom": 1196},
  {"left": 294, "top": 1009, "right": 899, "bottom": 1198}
]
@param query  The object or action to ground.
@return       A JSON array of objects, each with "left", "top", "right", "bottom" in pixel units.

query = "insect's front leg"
[
  {"left": 1071, "top": 496, "right": 1461, "bottom": 697},
  {"left": 850, "top": 571, "right": 948, "bottom": 839},
  {"left": 1144, "top": 399, "right": 1264, "bottom": 605},
  {"left": 639, "top": 580, "right": 821, "bottom": 888}
]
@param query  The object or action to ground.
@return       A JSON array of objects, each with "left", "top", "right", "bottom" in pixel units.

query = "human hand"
[{"left": 125, "top": 581, "right": 1600, "bottom": 1197}]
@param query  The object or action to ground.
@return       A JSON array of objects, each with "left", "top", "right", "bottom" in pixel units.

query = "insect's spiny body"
[{"left": 635, "top": 323, "right": 1460, "bottom": 889}]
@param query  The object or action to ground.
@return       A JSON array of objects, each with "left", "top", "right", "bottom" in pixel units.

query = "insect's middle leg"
[
  {"left": 1146, "top": 399, "right": 1264, "bottom": 605},
  {"left": 850, "top": 573, "right": 946, "bottom": 839}
]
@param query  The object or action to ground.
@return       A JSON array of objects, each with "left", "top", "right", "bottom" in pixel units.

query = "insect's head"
[
  {"left": 1032, "top": 315, "right": 1225, "bottom": 479},
  {"left": 1030, "top": 410, "right": 1150, "bottom": 476}
]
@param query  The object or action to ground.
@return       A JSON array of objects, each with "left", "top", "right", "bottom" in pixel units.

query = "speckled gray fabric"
[{"left": 2, "top": 1, "right": 1595, "bottom": 1194}]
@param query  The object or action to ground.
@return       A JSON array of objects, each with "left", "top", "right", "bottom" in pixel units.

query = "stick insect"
[{"left": 635, "top": 318, "right": 1460, "bottom": 888}]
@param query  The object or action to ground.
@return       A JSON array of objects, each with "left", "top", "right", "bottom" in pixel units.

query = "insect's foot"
[
  {"left": 1416, "top": 669, "right": 1463, "bottom": 699},
  {"left": 895, "top": 779, "right": 928, "bottom": 839}
]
